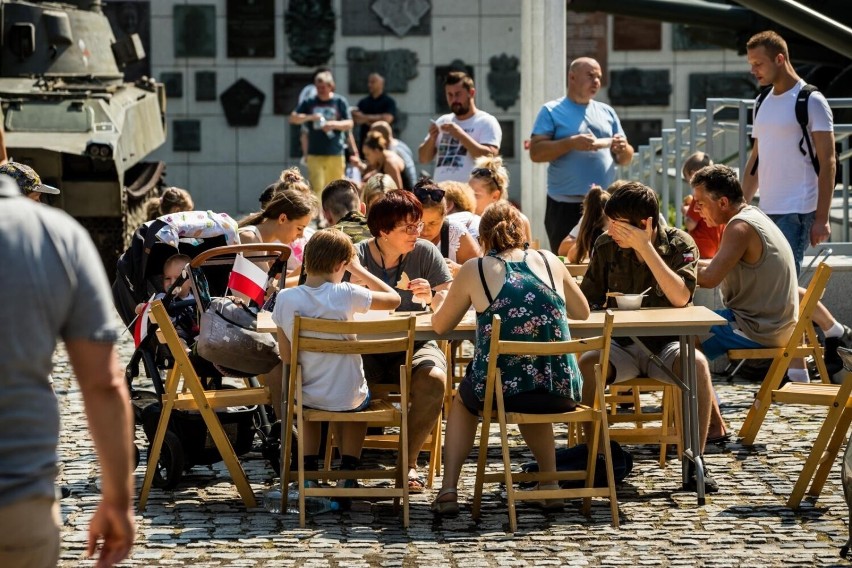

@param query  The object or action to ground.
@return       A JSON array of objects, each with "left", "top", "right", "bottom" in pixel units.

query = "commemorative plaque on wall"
[
  {"left": 613, "top": 16, "right": 661, "bottom": 51},
  {"left": 227, "top": 0, "right": 275, "bottom": 58},
  {"left": 174, "top": 5, "right": 216, "bottom": 57}
]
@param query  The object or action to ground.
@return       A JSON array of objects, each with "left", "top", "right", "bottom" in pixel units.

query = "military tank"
[{"left": 0, "top": 0, "right": 166, "bottom": 276}]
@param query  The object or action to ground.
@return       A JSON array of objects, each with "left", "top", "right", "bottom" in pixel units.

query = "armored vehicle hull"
[{"left": 0, "top": 0, "right": 166, "bottom": 276}]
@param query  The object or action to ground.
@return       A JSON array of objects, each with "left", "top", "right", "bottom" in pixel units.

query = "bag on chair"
[{"left": 197, "top": 296, "right": 280, "bottom": 375}]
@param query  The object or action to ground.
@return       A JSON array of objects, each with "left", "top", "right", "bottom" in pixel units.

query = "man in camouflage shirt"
[
  {"left": 321, "top": 179, "right": 371, "bottom": 243},
  {"left": 578, "top": 181, "right": 727, "bottom": 492}
]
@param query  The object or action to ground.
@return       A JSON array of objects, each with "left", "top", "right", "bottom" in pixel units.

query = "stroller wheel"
[{"left": 148, "top": 430, "right": 185, "bottom": 490}]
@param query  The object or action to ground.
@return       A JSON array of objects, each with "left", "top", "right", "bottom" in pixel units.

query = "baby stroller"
[{"left": 113, "top": 213, "right": 289, "bottom": 489}]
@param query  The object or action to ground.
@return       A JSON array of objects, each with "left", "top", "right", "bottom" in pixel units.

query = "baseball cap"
[{"left": 0, "top": 161, "right": 60, "bottom": 195}]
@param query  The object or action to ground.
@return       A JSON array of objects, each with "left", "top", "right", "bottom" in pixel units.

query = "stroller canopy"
[{"left": 112, "top": 211, "right": 240, "bottom": 326}]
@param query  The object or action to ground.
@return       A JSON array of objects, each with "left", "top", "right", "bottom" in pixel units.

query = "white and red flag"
[{"left": 228, "top": 254, "right": 267, "bottom": 305}]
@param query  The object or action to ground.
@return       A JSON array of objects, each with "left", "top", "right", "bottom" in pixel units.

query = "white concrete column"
[{"left": 520, "top": 0, "right": 565, "bottom": 249}]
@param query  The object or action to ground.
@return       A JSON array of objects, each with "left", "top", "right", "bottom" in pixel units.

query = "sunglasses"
[
  {"left": 413, "top": 187, "right": 445, "bottom": 203},
  {"left": 470, "top": 167, "right": 494, "bottom": 178},
  {"left": 398, "top": 222, "right": 424, "bottom": 235}
]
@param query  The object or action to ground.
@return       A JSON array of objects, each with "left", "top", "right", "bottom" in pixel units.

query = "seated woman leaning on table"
[
  {"left": 429, "top": 202, "right": 591, "bottom": 516},
  {"left": 352, "top": 189, "right": 453, "bottom": 492}
]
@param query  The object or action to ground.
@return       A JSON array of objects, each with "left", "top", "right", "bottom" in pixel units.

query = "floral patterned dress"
[{"left": 466, "top": 251, "right": 583, "bottom": 403}]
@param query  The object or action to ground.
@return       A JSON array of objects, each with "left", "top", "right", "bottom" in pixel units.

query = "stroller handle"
[{"left": 190, "top": 243, "right": 291, "bottom": 268}]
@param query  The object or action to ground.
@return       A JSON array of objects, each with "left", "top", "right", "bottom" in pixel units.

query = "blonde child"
[{"left": 272, "top": 229, "right": 400, "bottom": 486}]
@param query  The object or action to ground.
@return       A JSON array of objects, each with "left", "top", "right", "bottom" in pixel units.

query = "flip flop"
[
  {"left": 431, "top": 487, "right": 459, "bottom": 517},
  {"left": 408, "top": 472, "right": 426, "bottom": 493}
]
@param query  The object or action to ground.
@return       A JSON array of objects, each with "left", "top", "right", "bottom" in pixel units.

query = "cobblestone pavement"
[{"left": 54, "top": 331, "right": 852, "bottom": 567}]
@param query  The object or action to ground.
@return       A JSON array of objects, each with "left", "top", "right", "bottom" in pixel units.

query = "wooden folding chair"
[
  {"left": 281, "top": 314, "right": 416, "bottom": 528},
  {"left": 606, "top": 379, "right": 683, "bottom": 467},
  {"left": 771, "top": 348, "right": 852, "bottom": 508},
  {"left": 472, "top": 310, "right": 619, "bottom": 532},
  {"left": 736, "top": 262, "right": 833, "bottom": 445},
  {"left": 139, "top": 300, "right": 272, "bottom": 510}
]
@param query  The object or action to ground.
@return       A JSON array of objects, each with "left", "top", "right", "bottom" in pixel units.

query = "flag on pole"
[
  {"left": 228, "top": 254, "right": 268, "bottom": 305},
  {"left": 133, "top": 295, "right": 156, "bottom": 347}
]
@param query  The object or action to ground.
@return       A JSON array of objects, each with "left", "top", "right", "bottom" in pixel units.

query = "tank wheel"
[{"left": 148, "top": 430, "right": 184, "bottom": 490}]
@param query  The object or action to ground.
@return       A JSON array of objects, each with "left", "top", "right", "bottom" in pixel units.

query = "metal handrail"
[{"left": 620, "top": 95, "right": 852, "bottom": 240}]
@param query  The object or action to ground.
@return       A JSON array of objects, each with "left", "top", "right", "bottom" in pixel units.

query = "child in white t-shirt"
[{"left": 272, "top": 228, "right": 400, "bottom": 479}]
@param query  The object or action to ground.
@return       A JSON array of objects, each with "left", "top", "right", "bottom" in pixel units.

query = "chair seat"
[
  {"left": 734, "top": 262, "right": 833, "bottom": 445},
  {"left": 772, "top": 382, "right": 850, "bottom": 406},
  {"left": 504, "top": 405, "right": 596, "bottom": 424},
  {"left": 172, "top": 387, "right": 270, "bottom": 410},
  {"left": 303, "top": 399, "right": 398, "bottom": 422}
]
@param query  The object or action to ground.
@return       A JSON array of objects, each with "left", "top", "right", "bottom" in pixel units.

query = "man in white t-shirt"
[
  {"left": 418, "top": 71, "right": 501, "bottom": 183},
  {"left": 742, "top": 30, "right": 836, "bottom": 275}
]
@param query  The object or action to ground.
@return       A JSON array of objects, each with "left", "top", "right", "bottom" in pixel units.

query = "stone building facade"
[{"left": 131, "top": 0, "right": 747, "bottom": 216}]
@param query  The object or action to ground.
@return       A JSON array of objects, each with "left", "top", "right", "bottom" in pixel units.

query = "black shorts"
[{"left": 362, "top": 340, "right": 447, "bottom": 384}]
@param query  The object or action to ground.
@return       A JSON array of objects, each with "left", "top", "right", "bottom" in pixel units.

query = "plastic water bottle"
[
  {"left": 264, "top": 487, "right": 340, "bottom": 515},
  {"left": 263, "top": 488, "right": 285, "bottom": 514}
]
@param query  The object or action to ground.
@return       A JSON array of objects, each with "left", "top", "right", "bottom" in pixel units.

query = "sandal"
[
  {"left": 431, "top": 487, "right": 459, "bottom": 517},
  {"left": 706, "top": 432, "right": 732, "bottom": 446},
  {"left": 408, "top": 470, "right": 426, "bottom": 494}
]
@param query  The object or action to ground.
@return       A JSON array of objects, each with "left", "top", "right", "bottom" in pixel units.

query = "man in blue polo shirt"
[{"left": 530, "top": 57, "right": 634, "bottom": 251}]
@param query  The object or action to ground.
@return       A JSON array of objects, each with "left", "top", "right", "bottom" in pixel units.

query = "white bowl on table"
[{"left": 614, "top": 294, "right": 646, "bottom": 310}]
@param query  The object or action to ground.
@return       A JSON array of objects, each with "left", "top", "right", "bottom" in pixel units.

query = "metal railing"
[{"left": 622, "top": 97, "right": 852, "bottom": 240}]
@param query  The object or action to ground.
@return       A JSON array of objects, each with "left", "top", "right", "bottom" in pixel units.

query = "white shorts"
[{"left": 607, "top": 340, "right": 681, "bottom": 385}]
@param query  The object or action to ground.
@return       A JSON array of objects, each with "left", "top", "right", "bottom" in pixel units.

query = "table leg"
[{"left": 681, "top": 335, "right": 705, "bottom": 505}]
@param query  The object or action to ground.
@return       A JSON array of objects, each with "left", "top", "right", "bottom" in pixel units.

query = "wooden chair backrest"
[
  {"left": 483, "top": 309, "right": 614, "bottom": 414},
  {"left": 287, "top": 313, "right": 417, "bottom": 391},
  {"left": 795, "top": 263, "right": 832, "bottom": 338}
]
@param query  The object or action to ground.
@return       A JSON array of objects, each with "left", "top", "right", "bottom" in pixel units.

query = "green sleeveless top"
[{"left": 467, "top": 250, "right": 583, "bottom": 402}]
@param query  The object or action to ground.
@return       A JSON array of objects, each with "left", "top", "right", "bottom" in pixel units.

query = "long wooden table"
[{"left": 258, "top": 305, "right": 724, "bottom": 504}]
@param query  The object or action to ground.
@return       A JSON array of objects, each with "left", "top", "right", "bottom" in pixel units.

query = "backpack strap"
[
  {"left": 796, "top": 84, "right": 820, "bottom": 176},
  {"left": 440, "top": 220, "right": 450, "bottom": 259},
  {"left": 477, "top": 258, "right": 494, "bottom": 304},
  {"left": 749, "top": 86, "right": 773, "bottom": 176}
]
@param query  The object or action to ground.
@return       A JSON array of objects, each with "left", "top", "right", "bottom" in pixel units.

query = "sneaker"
[
  {"left": 335, "top": 478, "right": 359, "bottom": 510},
  {"left": 841, "top": 325, "right": 852, "bottom": 349}
]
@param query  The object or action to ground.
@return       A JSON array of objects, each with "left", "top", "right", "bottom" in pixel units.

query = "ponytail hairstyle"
[
  {"left": 258, "top": 167, "right": 311, "bottom": 208},
  {"left": 478, "top": 201, "right": 526, "bottom": 254},
  {"left": 239, "top": 188, "right": 317, "bottom": 228},
  {"left": 159, "top": 187, "right": 194, "bottom": 215},
  {"left": 469, "top": 155, "right": 509, "bottom": 200},
  {"left": 362, "top": 131, "right": 389, "bottom": 153},
  {"left": 571, "top": 185, "right": 610, "bottom": 263}
]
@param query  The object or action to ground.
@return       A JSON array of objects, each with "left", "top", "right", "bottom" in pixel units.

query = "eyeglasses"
[
  {"left": 413, "top": 187, "right": 445, "bottom": 203},
  {"left": 470, "top": 167, "right": 494, "bottom": 179},
  {"left": 397, "top": 222, "right": 424, "bottom": 235}
]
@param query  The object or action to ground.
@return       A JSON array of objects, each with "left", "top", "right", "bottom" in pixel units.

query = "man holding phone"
[
  {"left": 529, "top": 57, "right": 634, "bottom": 251},
  {"left": 418, "top": 71, "right": 501, "bottom": 183}
]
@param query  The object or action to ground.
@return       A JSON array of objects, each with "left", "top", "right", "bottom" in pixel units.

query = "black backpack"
[{"left": 750, "top": 83, "right": 821, "bottom": 176}]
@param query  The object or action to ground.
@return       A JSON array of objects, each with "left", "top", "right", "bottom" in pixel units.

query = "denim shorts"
[
  {"left": 768, "top": 211, "right": 815, "bottom": 275},
  {"left": 700, "top": 309, "right": 764, "bottom": 361}
]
